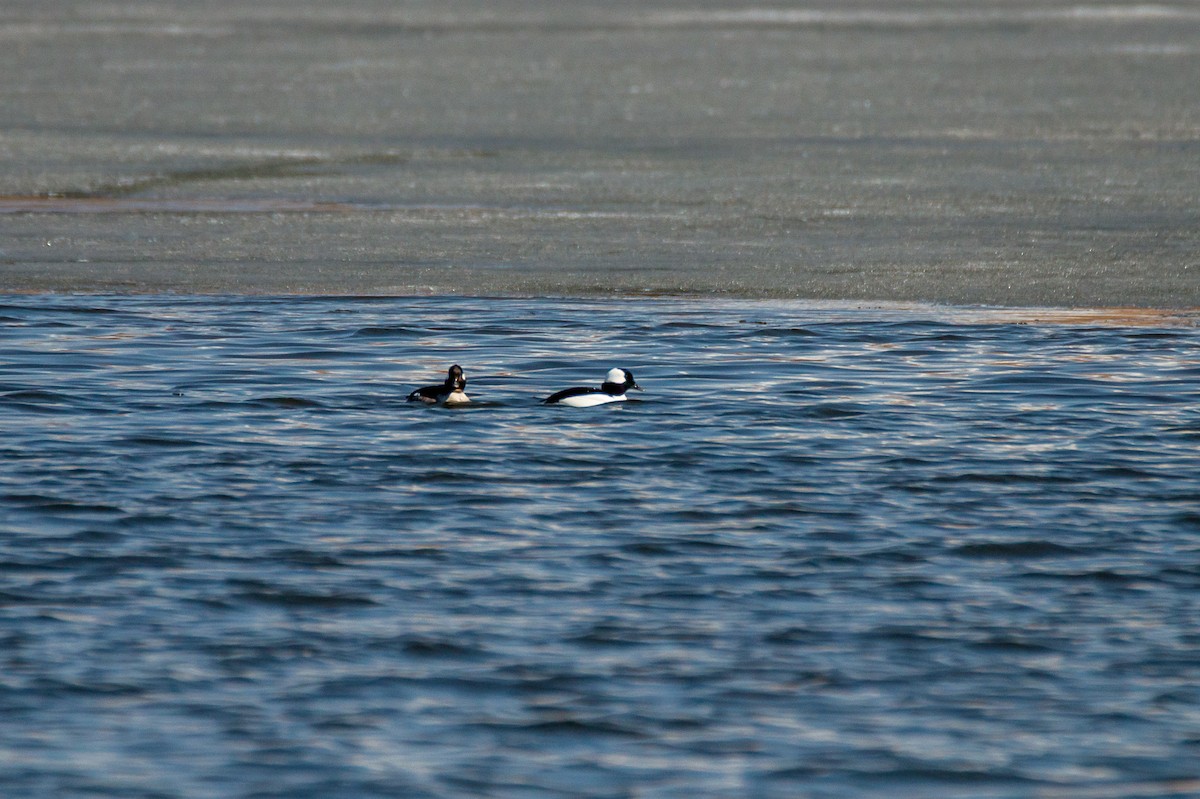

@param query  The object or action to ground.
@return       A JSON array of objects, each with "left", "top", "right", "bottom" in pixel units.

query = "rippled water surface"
[{"left": 2, "top": 295, "right": 1199, "bottom": 798}]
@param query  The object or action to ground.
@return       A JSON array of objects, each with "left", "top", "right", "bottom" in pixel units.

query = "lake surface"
[{"left": 2, "top": 295, "right": 1199, "bottom": 798}]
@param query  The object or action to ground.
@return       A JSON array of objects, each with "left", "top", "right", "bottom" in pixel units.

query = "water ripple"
[{"left": 1, "top": 295, "right": 1198, "bottom": 798}]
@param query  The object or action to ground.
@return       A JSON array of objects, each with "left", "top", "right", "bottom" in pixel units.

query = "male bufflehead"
[
  {"left": 407, "top": 364, "right": 470, "bottom": 405},
  {"left": 543, "top": 367, "right": 642, "bottom": 407}
]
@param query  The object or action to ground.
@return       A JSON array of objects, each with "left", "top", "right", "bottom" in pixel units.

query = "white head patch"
[{"left": 606, "top": 368, "right": 627, "bottom": 385}]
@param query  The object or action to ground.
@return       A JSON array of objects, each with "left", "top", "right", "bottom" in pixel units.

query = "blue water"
[{"left": 2, "top": 295, "right": 1199, "bottom": 799}]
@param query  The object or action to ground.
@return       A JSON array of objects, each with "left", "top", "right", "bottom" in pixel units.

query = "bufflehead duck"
[
  {"left": 543, "top": 367, "right": 642, "bottom": 407},
  {"left": 407, "top": 364, "right": 470, "bottom": 405}
]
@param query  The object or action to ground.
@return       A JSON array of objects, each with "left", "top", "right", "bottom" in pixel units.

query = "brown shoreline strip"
[{"left": 943, "top": 307, "right": 1200, "bottom": 327}]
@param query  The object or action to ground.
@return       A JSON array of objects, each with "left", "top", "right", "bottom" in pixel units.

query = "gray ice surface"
[{"left": 2, "top": 1, "right": 1198, "bottom": 305}]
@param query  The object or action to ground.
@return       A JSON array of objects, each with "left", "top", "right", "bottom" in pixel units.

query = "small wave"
[
  {"left": 409, "top": 469, "right": 493, "bottom": 484},
  {"left": 31, "top": 677, "right": 148, "bottom": 697},
  {"left": 930, "top": 471, "right": 1079, "bottom": 485},
  {"left": 969, "top": 637, "right": 1058, "bottom": 653},
  {"left": 1174, "top": 512, "right": 1200, "bottom": 528},
  {"left": 468, "top": 715, "right": 647, "bottom": 738},
  {"left": 248, "top": 396, "right": 325, "bottom": 409},
  {"left": 396, "top": 637, "right": 480, "bottom": 657},
  {"left": 42, "top": 552, "right": 182, "bottom": 573},
  {"left": 350, "top": 325, "right": 423, "bottom": 338},
  {"left": 2, "top": 493, "right": 124, "bottom": 515},
  {"left": 0, "top": 302, "right": 124, "bottom": 315},
  {"left": 2, "top": 389, "right": 74, "bottom": 403},
  {"left": 1032, "top": 568, "right": 1151, "bottom": 586},
  {"left": 524, "top": 717, "right": 647, "bottom": 737},
  {"left": 232, "top": 349, "right": 345, "bottom": 361},
  {"left": 970, "top": 373, "right": 1109, "bottom": 390},
  {"left": 1, "top": 389, "right": 82, "bottom": 413},
  {"left": 805, "top": 403, "right": 867, "bottom": 418},
  {"left": 273, "top": 549, "right": 347, "bottom": 568},
  {"left": 341, "top": 546, "right": 448, "bottom": 561},
  {"left": 659, "top": 320, "right": 725, "bottom": 331},
  {"left": 120, "top": 434, "right": 208, "bottom": 447},
  {"left": 228, "top": 580, "right": 378, "bottom": 607},
  {"left": 67, "top": 528, "right": 122, "bottom": 543},
  {"left": 764, "top": 627, "right": 833, "bottom": 645},
  {"left": 951, "top": 540, "right": 1085, "bottom": 559},
  {"left": 571, "top": 622, "right": 652, "bottom": 647},
  {"left": 738, "top": 326, "right": 820, "bottom": 338},
  {"left": 619, "top": 536, "right": 743, "bottom": 557}
]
